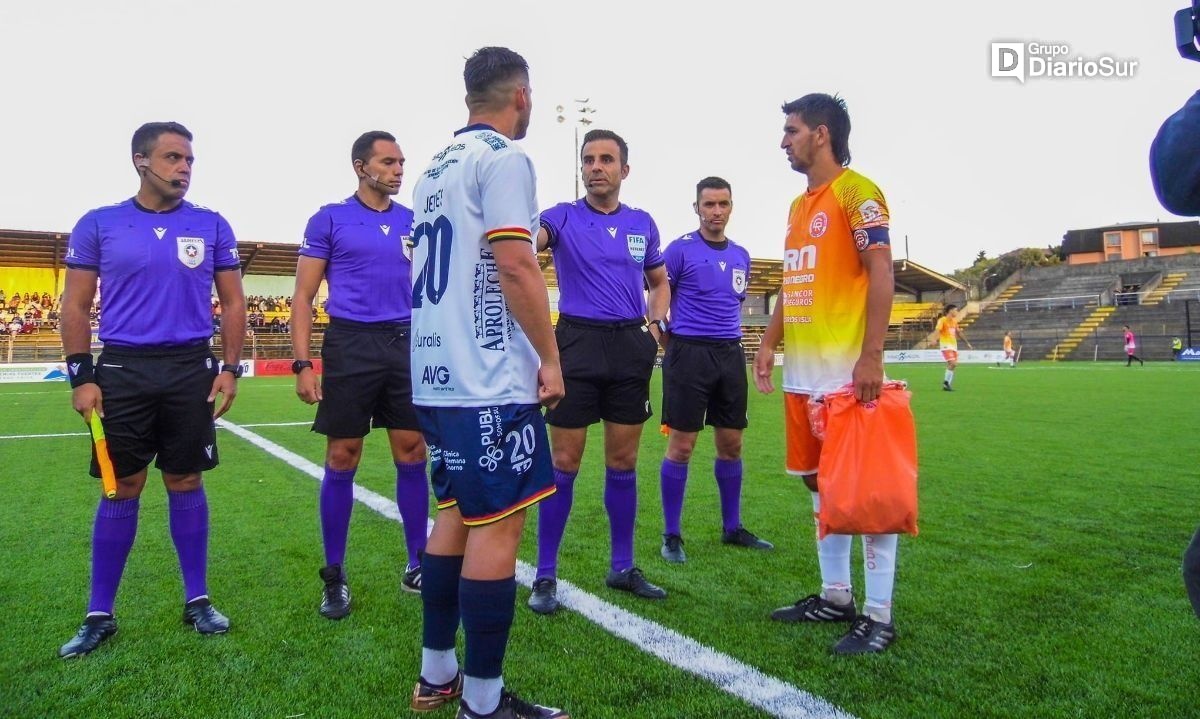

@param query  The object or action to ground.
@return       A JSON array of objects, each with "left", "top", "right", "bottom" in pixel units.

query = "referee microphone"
[
  {"left": 137, "top": 160, "right": 183, "bottom": 187},
  {"left": 358, "top": 166, "right": 392, "bottom": 190}
]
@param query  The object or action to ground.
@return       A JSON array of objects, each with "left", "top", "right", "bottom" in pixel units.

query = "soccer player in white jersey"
[{"left": 407, "top": 47, "right": 569, "bottom": 719}]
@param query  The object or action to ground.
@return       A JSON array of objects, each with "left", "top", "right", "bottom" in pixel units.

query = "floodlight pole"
[{"left": 557, "top": 99, "right": 596, "bottom": 198}]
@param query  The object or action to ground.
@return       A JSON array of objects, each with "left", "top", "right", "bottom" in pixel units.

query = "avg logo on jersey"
[{"left": 421, "top": 364, "right": 451, "bottom": 387}]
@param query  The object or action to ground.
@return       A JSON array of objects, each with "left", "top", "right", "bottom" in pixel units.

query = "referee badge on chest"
[
  {"left": 402, "top": 236, "right": 414, "bottom": 262},
  {"left": 732, "top": 268, "right": 747, "bottom": 294},
  {"left": 627, "top": 234, "right": 646, "bottom": 263},
  {"left": 177, "top": 237, "right": 205, "bottom": 268}
]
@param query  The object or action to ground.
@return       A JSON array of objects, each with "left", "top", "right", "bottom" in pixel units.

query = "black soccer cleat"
[
  {"left": 770, "top": 593, "right": 856, "bottom": 623},
  {"left": 456, "top": 690, "right": 570, "bottom": 719},
  {"left": 832, "top": 614, "right": 897, "bottom": 654},
  {"left": 721, "top": 526, "right": 774, "bottom": 550},
  {"left": 411, "top": 671, "right": 464, "bottom": 712},
  {"left": 401, "top": 563, "right": 423, "bottom": 595},
  {"left": 661, "top": 533, "right": 687, "bottom": 563},
  {"left": 605, "top": 567, "right": 667, "bottom": 600},
  {"left": 942, "top": 381, "right": 953, "bottom": 392},
  {"left": 319, "top": 564, "right": 352, "bottom": 619},
  {"left": 183, "top": 597, "right": 230, "bottom": 634},
  {"left": 59, "top": 614, "right": 118, "bottom": 658},
  {"left": 527, "top": 577, "right": 560, "bottom": 615}
]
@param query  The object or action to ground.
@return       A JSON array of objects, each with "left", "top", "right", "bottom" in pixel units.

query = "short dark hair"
[
  {"left": 352, "top": 131, "right": 396, "bottom": 165},
  {"left": 781, "top": 94, "right": 851, "bottom": 166},
  {"left": 464, "top": 46, "right": 529, "bottom": 108},
  {"left": 696, "top": 176, "right": 732, "bottom": 200},
  {"left": 944, "top": 304, "right": 958, "bottom": 314},
  {"left": 131, "top": 122, "right": 192, "bottom": 159},
  {"left": 581, "top": 129, "right": 629, "bottom": 165}
]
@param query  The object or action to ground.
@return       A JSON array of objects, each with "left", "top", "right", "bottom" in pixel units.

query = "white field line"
[
  {"left": 0, "top": 421, "right": 308, "bottom": 441},
  {"left": 0, "top": 431, "right": 88, "bottom": 439},
  {"left": 216, "top": 417, "right": 855, "bottom": 719}
]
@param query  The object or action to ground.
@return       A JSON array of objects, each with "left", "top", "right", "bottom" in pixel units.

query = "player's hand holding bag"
[{"left": 814, "top": 381, "right": 918, "bottom": 539}]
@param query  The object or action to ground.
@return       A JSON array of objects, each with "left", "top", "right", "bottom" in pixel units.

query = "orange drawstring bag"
[{"left": 810, "top": 381, "right": 918, "bottom": 539}]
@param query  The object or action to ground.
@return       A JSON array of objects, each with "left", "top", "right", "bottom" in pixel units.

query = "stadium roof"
[
  {"left": 892, "top": 258, "right": 964, "bottom": 295},
  {"left": 0, "top": 228, "right": 303, "bottom": 276},
  {"left": 1, "top": 228, "right": 963, "bottom": 295},
  {"left": 0, "top": 229, "right": 69, "bottom": 270}
]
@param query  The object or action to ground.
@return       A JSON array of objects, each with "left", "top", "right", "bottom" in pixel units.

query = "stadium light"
[{"left": 556, "top": 99, "right": 597, "bottom": 197}]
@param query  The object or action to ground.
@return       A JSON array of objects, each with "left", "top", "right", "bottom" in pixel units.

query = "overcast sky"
[{"left": 2, "top": 0, "right": 1197, "bottom": 273}]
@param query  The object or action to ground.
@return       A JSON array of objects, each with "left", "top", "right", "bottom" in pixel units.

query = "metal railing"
[
  {"left": 993, "top": 293, "right": 1101, "bottom": 311},
  {"left": 1161, "top": 288, "right": 1200, "bottom": 303},
  {"left": 1113, "top": 290, "right": 1152, "bottom": 306}
]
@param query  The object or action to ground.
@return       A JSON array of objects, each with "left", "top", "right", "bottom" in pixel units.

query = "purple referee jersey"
[
  {"left": 540, "top": 199, "right": 664, "bottom": 322},
  {"left": 663, "top": 231, "right": 750, "bottom": 340},
  {"left": 299, "top": 195, "right": 416, "bottom": 323},
  {"left": 65, "top": 199, "right": 240, "bottom": 347}
]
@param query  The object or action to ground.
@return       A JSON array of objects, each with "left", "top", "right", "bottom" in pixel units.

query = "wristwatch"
[
  {"left": 650, "top": 319, "right": 668, "bottom": 335},
  {"left": 291, "top": 359, "right": 314, "bottom": 374},
  {"left": 220, "top": 363, "right": 245, "bottom": 378}
]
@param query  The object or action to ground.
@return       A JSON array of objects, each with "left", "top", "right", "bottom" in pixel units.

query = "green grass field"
[{"left": 2, "top": 361, "right": 1198, "bottom": 719}]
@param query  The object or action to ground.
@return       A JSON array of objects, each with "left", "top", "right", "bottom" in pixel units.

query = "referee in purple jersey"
[
  {"left": 58, "top": 122, "right": 247, "bottom": 658},
  {"left": 291, "top": 131, "right": 429, "bottom": 620},
  {"left": 528, "top": 129, "right": 671, "bottom": 614},
  {"left": 658, "top": 177, "right": 772, "bottom": 564}
]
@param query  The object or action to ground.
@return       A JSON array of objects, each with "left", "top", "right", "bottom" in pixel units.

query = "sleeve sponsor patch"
[{"left": 858, "top": 199, "right": 885, "bottom": 227}]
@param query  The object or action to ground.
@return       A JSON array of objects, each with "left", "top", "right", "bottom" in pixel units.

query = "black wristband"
[{"left": 66, "top": 353, "right": 96, "bottom": 388}]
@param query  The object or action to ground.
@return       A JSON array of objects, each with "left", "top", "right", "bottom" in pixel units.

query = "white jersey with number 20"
[{"left": 410, "top": 124, "right": 542, "bottom": 407}]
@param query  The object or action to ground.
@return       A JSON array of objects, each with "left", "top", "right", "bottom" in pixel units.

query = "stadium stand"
[{"left": 957, "top": 254, "right": 1200, "bottom": 361}]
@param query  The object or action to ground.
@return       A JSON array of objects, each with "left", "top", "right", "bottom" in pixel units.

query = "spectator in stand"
[
  {"left": 21, "top": 312, "right": 37, "bottom": 334},
  {"left": 7, "top": 317, "right": 20, "bottom": 335},
  {"left": 0, "top": 289, "right": 6, "bottom": 304}
]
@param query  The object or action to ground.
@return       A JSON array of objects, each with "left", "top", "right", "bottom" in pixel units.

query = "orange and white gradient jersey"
[
  {"left": 782, "top": 168, "right": 891, "bottom": 394},
  {"left": 935, "top": 315, "right": 959, "bottom": 349}
]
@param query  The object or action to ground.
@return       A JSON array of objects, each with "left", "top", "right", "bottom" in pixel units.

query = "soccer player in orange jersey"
[
  {"left": 935, "top": 304, "right": 972, "bottom": 390},
  {"left": 1002, "top": 330, "right": 1016, "bottom": 367},
  {"left": 753, "top": 93, "right": 899, "bottom": 654}
]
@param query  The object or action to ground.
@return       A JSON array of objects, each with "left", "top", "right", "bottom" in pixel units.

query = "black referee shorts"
[
  {"left": 92, "top": 343, "right": 220, "bottom": 478},
  {"left": 544, "top": 315, "right": 658, "bottom": 429},
  {"left": 314, "top": 318, "right": 420, "bottom": 438},
  {"left": 661, "top": 336, "right": 748, "bottom": 433}
]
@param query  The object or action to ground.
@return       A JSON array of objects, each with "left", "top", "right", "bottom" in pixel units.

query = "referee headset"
[
  {"left": 136, "top": 157, "right": 183, "bottom": 188},
  {"left": 355, "top": 159, "right": 382, "bottom": 187}
]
